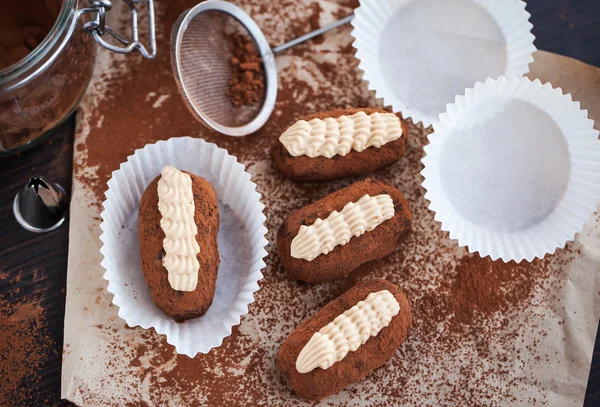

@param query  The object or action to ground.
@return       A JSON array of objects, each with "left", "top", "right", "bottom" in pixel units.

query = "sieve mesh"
[
  {"left": 171, "top": 0, "right": 348, "bottom": 137},
  {"left": 171, "top": 2, "right": 277, "bottom": 136}
]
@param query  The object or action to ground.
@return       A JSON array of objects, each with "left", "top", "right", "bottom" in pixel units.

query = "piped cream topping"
[
  {"left": 157, "top": 166, "right": 200, "bottom": 292},
  {"left": 279, "top": 111, "right": 403, "bottom": 158},
  {"left": 296, "top": 290, "right": 400, "bottom": 374},
  {"left": 290, "top": 194, "right": 394, "bottom": 261}
]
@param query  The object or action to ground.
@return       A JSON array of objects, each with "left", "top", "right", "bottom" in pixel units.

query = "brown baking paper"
[{"left": 61, "top": 1, "right": 600, "bottom": 406}]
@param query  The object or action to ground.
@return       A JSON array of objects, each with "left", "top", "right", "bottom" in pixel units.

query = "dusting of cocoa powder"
[
  {"left": 69, "top": 0, "right": 580, "bottom": 406},
  {"left": 309, "top": 3, "right": 323, "bottom": 31},
  {"left": 414, "top": 254, "right": 553, "bottom": 347},
  {"left": 226, "top": 33, "right": 265, "bottom": 106},
  {"left": 0, "top": 269, "right": 56, "bottom": 406},
  {"left": 447, "top": 255, "right": 540, "bottom": 329}
]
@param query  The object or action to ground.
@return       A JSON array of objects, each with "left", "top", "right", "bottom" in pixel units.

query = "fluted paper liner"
[
  {"left": 351, "top": 0, "right": 536, "bottom": 127},
  {"left": 422, "top": 76, "right": 600, "bottom": 262},
  {"left": 99, "top": 137, "right": 268, "bottom": 357}
]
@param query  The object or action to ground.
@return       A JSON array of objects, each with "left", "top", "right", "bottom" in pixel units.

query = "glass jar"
[
  {"left": 0, "top": 0, "right": 96, "bottom": 155},
  {"left": 0, "top": 0, "right": 156, "bottom": 156}
]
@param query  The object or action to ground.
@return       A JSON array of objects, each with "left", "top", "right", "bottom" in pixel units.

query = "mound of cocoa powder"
[{"left": 226, "top": 33, "right": 266, "bottom": 106}]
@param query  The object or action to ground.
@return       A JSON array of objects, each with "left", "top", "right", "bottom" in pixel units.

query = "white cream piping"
[
  {"left": 290, "top": 194, "right": 394, "bottom": 261},
  {"left": 280, "top": 111, "right": 402, "bottom": 158},
  {"left": 296, "top": 290, "right": 400, "bottom": 374},
  {"left": 157, "top": 166, "right": 200, "bottom": 292}
]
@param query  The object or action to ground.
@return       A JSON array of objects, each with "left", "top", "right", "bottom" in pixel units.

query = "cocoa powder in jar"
[
  {"left": 0, "top": 0, "right": 95, "bottom": 154},
  {"left": 0, "top": 0, "right": 62, "bottom": 71}
]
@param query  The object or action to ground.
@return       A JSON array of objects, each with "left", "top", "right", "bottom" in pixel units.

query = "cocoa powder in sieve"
[{"left": 226, "top": 33, "right": 266, "bottom": 106}]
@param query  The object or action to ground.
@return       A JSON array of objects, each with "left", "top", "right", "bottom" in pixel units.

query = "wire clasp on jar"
[{"left": 78, "top": 0, "right": 156, "bottom": 59}]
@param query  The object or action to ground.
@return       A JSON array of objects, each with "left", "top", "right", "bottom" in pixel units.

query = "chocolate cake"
[
  {"left": 277, "top": 279, "right": 412, "bottom": 401},
  {"left": 138, "top": 169, "right": 220, "bottom": 322},
  {"left": 277, "top": 178, "right": 412, "bottom": 283},
  {"left": 272, "top": 108, "right": 408, "bottom": 181}
]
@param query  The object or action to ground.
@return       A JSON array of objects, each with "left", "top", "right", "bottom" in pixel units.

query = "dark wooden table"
[{"left": 0, "top": 0, "right": 598, "bottom": 405}]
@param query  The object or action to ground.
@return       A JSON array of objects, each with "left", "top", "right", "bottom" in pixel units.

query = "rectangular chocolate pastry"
[
  {"left": 277, "top": 178, "right": 412, "bottom": 283},
  {"left": 277, "top": 279, "right": 412, "bottom": 401},
  {"left": 138, "top": 167, "right": 220, "bottom": 322},
  {"left": 272, "top": 108, "right": 408, "bottom": 181}
]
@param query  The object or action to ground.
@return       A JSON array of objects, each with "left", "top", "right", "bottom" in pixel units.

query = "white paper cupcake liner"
[
  {"left": 351, "top": 0, "right": 536, "bottom": 127},
  {"left": 421, "top": 76, "right": 600, "bottom": 262},
  {"left": 99, "top": 137, "right": 268, "bottom": 357}
]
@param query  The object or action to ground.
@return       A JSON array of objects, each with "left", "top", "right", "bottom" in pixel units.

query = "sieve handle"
[
  {"left": 271, "top": 15, "right": 354, "bottom": 54},
  {"left": 77, "top": 0, "right": 157, "bottom": 59}
]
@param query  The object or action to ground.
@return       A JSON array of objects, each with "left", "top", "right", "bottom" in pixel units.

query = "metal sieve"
[{"left": 171, "top": 0, "right": 352, "bottom": 137}]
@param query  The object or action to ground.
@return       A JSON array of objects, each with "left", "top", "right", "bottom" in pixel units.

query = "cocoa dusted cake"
[
  {"left": 272, "top": 108, "right": 408, "bottom": 181},
  {"left": 277, "top": 178, "right": 412, "bottom": 283},
  {"left": 138, "top": 166, "right": 220, "bottom": 322},
  {"left": 277, "top": 279, "right": 412, "bottom": 400}
]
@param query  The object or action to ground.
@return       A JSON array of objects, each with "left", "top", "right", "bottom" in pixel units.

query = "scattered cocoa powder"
[
  {"left": 447, "top": 255, "right": 540, "bottom": 329},
  {"left": 226, "top": 33, "right": 265, "bottom": 106},
  {"left": 414, "top": 254, "right": 553, "bottom": 353},
  {"left": 0, "top": 269, "right": 56, "bottom": 406},
  {"left": 68, "top": 0, "right": 580, "bottom": 405},
  {"left": 309, "top": 3, "right": 323, "bottom": 32}
]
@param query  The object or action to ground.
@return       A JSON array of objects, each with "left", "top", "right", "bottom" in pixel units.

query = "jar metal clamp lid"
[{"left": 81, "top": 0, "right": 156, "bottom": 59}]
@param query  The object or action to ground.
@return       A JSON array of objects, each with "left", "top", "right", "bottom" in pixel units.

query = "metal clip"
[{"left": 79, "top": 0, "right": 156, "bottom": 59}]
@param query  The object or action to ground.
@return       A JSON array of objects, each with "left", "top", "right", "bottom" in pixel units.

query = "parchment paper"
[{"left": 61, "top": 1, "right": 600, "bottom": 406}]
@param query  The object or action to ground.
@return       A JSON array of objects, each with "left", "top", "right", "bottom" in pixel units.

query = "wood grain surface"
[
  {"left": 0, "top": 118, "right": 74, "bottom": 406},
  {"left": 0, "top": 0, "right": 598, "bottom": 405}
]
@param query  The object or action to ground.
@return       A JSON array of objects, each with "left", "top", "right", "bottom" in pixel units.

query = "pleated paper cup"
[
  {"left": 99, "top": 137, "right": 268, "bottom": 357},
  {"left": 351, "top": 0, "right": 536, "bottom": 127},
  {"left": 421, "top": 76, "right": 600, "bottom": 262}
]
